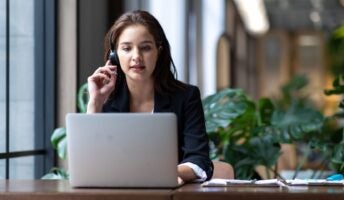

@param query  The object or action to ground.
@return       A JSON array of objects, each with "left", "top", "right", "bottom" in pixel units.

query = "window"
[{"left": 0, "top": 0, "right": 55, "bottom": 179}]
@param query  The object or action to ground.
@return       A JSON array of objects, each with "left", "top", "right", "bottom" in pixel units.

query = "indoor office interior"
[{"left": 1, "top": 0, "right": 344, "bottom": 180}]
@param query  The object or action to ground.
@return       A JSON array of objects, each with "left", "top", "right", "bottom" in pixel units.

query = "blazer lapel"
[
  {"left": 109, "top": 84, "right": 172, "bottom": 113},
  {"left": 110, "top": 83, "right": 130, "bottom": 112},
  {"left": 154, "top": 92, "right": 172, "bottom": 113}
]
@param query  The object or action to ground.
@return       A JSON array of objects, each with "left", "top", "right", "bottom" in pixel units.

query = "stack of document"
[
  {"left": 202, "top": 178, "right": 344, "bottom": 187},
  {"left": 285, "top": 179, "right": 344, "bottom": 186},
  {"left": 202, "top": 179, "right": 284, "bottom": 187}
]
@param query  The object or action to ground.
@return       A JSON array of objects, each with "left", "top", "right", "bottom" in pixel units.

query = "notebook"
[{"left": 66, "top": 113, "right": 179, "bottom": 188}]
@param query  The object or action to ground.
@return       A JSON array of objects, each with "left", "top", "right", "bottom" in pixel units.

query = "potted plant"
[
  {"left": 42, "top": 83, "right": 89, "bottom": 179},
  {"left": 202, "top": 75, "right": 343, "bottom": 179}
]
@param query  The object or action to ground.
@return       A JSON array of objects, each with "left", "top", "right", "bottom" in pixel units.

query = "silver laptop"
[{"left": 66, "top": 113, "right": 179, "bottom": 188}]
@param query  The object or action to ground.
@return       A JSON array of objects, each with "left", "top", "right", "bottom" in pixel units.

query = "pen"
[{"left": 326, "top": 174, "right": 344, "bottom": 181}]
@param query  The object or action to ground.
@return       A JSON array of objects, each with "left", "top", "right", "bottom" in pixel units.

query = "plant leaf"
[
  {"left": 41, "top": 167, "right": 69, "bottom": 180},
  {"left": 50, "top": 127, "right": 66, "bottom": 149},
  {"left": 57, "top": 136, "right": 67, "bottom": 160},
  {"left": 258, "top": 98, "right": 275, "bottom": 126},
  {"left": 324, "top": 75, "right": 344, "bottom": 96},
  {"left": 271, "top": 101, "right": 324, "bottom": 142},
  {"left": 248, "top": 135, "right": 281, "bottom": 168},
  {"left": 77, "top": 83, "right": 89, "bottom": 113},
  {"left": 203, "top": 88, "right": 249, "bottom": 133}
]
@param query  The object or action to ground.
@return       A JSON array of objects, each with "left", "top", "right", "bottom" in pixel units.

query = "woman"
[{"left": 87, "top": 10, "right": 213, "bottom": 183}]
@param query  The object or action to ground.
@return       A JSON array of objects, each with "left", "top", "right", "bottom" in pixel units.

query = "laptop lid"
[{"left": 66, "top": 113, "right": 179, "bottom": 188}]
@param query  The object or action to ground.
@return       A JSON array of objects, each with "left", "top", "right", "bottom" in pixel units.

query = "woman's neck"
[{"left": 127, "top": 79, "right": 155, "bottom": 113}]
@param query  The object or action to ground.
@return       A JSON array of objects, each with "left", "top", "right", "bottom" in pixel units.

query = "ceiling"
[{"left": 263, "top": 0, "right": 344, "bottom": 34}]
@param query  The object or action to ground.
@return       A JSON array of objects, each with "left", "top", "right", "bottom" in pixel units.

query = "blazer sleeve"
[{"left": 179, "top": 86, "right": 213, "bottom": 180}]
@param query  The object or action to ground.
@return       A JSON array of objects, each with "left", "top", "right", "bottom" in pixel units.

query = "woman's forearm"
[{"left": 86, "top": 100, "right": 103, "bottom": 113}]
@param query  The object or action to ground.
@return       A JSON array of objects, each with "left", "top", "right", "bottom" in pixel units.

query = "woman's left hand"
[
  {"left": 177, "top": 177, "right": 184, "bottom": 185},
  {"left": 177, "top": 164, "right": 197, "bottom": 183}
]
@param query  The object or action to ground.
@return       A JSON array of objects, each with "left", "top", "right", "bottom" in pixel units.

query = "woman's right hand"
[{"left": 87, "top": 60, "right": 117, "bottom": 113}]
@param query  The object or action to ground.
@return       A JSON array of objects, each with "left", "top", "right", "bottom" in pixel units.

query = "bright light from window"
[{"left": 234, "top": 0, "right": 269, "bottom": 35}]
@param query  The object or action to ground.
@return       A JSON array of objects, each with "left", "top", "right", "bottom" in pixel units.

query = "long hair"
[{"left": 104, "top": 10, "right": 186, "bottom": 94}]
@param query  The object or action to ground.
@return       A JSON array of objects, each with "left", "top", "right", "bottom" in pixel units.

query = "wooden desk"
[
  {"left": 1, "top": 180, "right": 344, "bottom": 200},
  {"left": 0, "top": 180, "right": 172, "bottom": 200},
  {"left": 174, "top": 183, "right": 344, "bottom": 200}
]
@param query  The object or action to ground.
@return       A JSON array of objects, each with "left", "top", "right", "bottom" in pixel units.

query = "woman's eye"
[
  {"left": 121, "top": 47, "right": 131, "bottom": 52},
  {"left": 141, "top": 46, "right": 152, "bottom": 51}
]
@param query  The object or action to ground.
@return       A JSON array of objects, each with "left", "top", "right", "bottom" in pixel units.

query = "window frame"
[{"left": 0, "top": 0, "right": 56, "bottom": 179}]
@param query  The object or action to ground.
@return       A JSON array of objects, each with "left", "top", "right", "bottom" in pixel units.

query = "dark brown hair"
[{"left": 104, "top": 10, "right": 185, "bottom": 94}]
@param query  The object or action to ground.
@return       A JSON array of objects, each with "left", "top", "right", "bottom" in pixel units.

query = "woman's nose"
[{"left": 132, "top": 48, "right": 142, "bottom": 62}]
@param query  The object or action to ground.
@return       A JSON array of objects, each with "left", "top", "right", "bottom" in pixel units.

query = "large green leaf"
[
  {"left": 203, "top": 89, "right": 249, "bottom": 133},
  {"left": 270, "top": 101, "right": 324, "bottom": 142}
]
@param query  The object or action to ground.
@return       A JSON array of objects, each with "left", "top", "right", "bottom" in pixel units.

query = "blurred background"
[{"left": 1, "top": 0, "right": 344, "bottom": 179}]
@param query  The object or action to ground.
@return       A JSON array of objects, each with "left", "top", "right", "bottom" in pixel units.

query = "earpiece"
[
  {"left": 109, "top": 49, "right": 120, "bottom": 66},
  {"left": 108, "top": 33, "right": 120, "bottom": 66}
]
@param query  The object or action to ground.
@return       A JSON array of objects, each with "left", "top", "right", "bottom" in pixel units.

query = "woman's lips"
[{"left": 130, "top": 65, "right": 145, "bottom": 71}]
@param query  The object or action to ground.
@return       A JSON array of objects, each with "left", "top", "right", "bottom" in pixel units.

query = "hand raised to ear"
[{"left": 87, "top": 61, "right": 118, "bottom": 113}]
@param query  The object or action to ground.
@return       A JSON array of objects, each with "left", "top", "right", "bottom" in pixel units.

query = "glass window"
[
  {"left": 0, "top": 160, "right": 4, "bottom": 179},
  {"left": 10, "top": 156, "right": 37, "bottom": 179},
  {"left": 0, "top": 0, "right": 55, "bottom": 179},
  {"left": 9, "top": 0, "right": 35, "bottom": 152},
  {"left": 264, "top": 35, "right": 282, "bottom": 95},
  {"left": 295, "top": 33, "right": 325, "bottom": 105},
  {"left": 0, "top": 0, "right": 6, "bottom": 153},
  {"left": 216, "top": 34, "right": 232, "bottom": 90}
]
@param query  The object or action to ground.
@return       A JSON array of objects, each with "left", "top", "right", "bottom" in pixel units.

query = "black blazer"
[{"left": 102, "top": 83, "right": 214, "bottom": 180}]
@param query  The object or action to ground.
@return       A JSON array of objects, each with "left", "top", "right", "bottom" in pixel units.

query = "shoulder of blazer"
[
  {"left": 173, "top": 84, "right": 201, "bottom": 102},
  {"left": 154, "top": 84, "right": 200, "bottom": 112}
]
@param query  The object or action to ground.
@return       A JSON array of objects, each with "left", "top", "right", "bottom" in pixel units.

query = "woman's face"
[{"left": 116, "top": 24, "right": 159, "bottom": 83}]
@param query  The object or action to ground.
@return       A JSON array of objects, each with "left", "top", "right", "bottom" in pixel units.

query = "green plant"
[
  {"left": 202, "top": 75, "right": 342, "bottom": 179},
  {"left": 328, "top": 25, "right": 344, "bottom": 76},
  {"left": 42, "top": 83, "right": 89, "bottom": 179},
  {"left": 324, "top": 74, "right": 344, "bottom": 173}
]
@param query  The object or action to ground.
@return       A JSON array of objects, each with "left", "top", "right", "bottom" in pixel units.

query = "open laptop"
[{"left": 66, "top": 113, "right": 179, "bottom": 188}]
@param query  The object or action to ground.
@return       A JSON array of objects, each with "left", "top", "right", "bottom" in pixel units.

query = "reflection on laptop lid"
[{"left": 66, "top": 113, "right": 179, "bottom": 188}]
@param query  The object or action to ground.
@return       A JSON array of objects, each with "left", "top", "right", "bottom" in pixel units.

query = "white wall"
[
  {"left": 201, "top": 0, "right": 225, "bottom": 97},
  {"left": 148, "top": 0, "right": 187, "bottom": 82}
]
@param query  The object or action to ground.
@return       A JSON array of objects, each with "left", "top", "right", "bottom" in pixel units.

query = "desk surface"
[
  {"left": 0, "top": 180, "right": 172, "bottom": 200},
  {"left": 175, "top": 183, "right": 344, "bottom": 200},
  {"left": 1, "top": 180, "right": 344, "bottom": 200}
]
